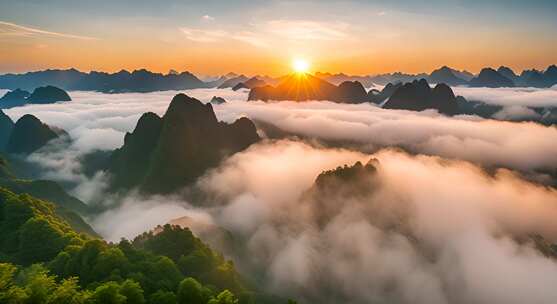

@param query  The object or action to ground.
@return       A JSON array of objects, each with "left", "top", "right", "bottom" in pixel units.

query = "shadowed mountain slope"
[{"left": 108, "top": 94, "right": 260, "bottom": 194}]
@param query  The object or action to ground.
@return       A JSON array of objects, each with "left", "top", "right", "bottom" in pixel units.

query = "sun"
[{"left": 292, "top": 58, "right": 310, "bottom": 73}]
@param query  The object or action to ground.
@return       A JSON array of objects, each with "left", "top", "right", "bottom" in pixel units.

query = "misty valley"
[
  {"left": 1, "top": 72, "right": 557, "bottom": 304},
  {"left": 1, "top": 1, "right": 557, "bottom": 302}
]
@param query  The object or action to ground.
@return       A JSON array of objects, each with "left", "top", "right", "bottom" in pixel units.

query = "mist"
[
  {"left": 92, "top": 139, "right": 557, "bottom": 304},
  {"left": 453, "top": 86, "right": 557, "bottom": 107},
  {"left": 4, "top": 88, "right": 557, "bottom": 201},
  {"left": 3, "top": 88, "right": 557, "bottom": 303}
]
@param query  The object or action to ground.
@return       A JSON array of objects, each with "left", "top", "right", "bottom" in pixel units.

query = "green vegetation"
[
  {"left": 0, "top": 187, "right": 288, "bottom": 303},
  {"left": 0, "top": 155, "right": 97, "bottom": 236}
]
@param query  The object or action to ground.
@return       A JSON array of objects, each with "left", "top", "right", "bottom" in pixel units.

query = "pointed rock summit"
[
  {"left": 0, "top": 110, "right": 14, "bottom": 150},
  {"left": 383, "top": 79, "right": 459, "bottom": 115},
  {"left": 0, "top": 89, "right": 31, "bottom": 109},
  {"left": 469, "top": 68, "right": 515, "bottom": 87},
  {"left": 428, "top": 66, "right": 467, "bottom": 86},
  {"left": 27, "top": 85, "right": 72, "bottom": 103},
  {"left": 248, "top": 73, "right": 368, "bottom": 103},
  {"left": 108, "top": 94, "right": 260, "bottom": 194},
  {"left": 6, "top": 114, "right": 60, "bottom": 154}
]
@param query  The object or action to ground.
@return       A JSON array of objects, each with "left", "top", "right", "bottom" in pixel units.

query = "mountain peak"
[
  {"left": 6, "top": 114, "right": 60, "bottom": 154},
  {"left": 469, "top": 68, "right": 515, "bottom": 88},
  {"left": 109, "top": 94, "right": 260, "bottom": 194}
]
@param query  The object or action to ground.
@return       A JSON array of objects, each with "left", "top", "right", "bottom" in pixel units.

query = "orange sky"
[{"left": 1, "top": 1, "right": 556, "bottom": 76}]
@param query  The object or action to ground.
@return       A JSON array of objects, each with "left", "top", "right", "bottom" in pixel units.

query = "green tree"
[
  {"left": 47, "top": 277, "right": 88, "bottom": 304},
  {"left": 119, "top": 279, "right": 145, "bottom": 304},
  {"left": 17, "top": 264, "right": 57, "bottom": 304},
  {"left": 17, "top": 217, "right": 66, "bottom": 265},
  {"left": 148, "top": 290, "right": 177, "bottom": 304},
  {"left": 0, "top": 263, "right": 28, "bottom": 303},
  {"left": 177, "top": 277, "right": 209, "bottom": 304},
  {"left": 89, "top": 281, "right": 126, "bottom": 304},
  {"left": 208, "top": 290, "right": 238, "bottom": 304}
]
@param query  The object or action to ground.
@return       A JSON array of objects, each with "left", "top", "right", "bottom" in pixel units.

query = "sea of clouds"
[{"left": 4, "top": 87, "right": 557, "bottom": 303}]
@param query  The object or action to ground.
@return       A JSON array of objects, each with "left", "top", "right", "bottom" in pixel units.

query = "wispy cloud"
[
  {"left": 202, "top": 15, "right": 215, "bottom": 21},
  {"left": 231, "top": 31, "right": 269, "bottom": 47},
  {"left": 0, "top": 21, "right": 97, "bottom": 40},
  {"left": 180, "top": 19, "right": 351, "bottom": 48},
  {"left": 179, "top": 27, "right": 227, "bottom": 42},
  {"left": 265, "top": 20, "right": 350, "bottom": 41}
]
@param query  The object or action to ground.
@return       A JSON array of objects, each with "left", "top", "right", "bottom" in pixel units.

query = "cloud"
[
  {"left": 193, "top": 140, "right": 557, "bottom": 303},
  {"left": 5, "top": 87, "right": 557, "bottom": 205},
  {"left": 215, "top": 98, "right": 557, "bottom": 172},
  {"left": 7, "top": 88, "right": 557, "bottom": 303},
  {"left": 179, "top": 19, "right": 351, "bottom": 47},
  {"left": 179, "top": 27, "right": 227, "bottom": 43},
  {"left": 265, "top": 20, "right": 350, "bottom": 41},
  {"left": 453, "top": 86, "right": 557, "bottom": 107},
  {"left": 201, "top": 15, "right": 215, "bottom": 21},
  {"left": 0, "top": 20, "right": 97, "bottom": 40}
]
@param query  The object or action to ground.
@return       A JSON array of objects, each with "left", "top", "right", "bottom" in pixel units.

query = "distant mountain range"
[
  {"left": 248, "top": 73, "right": 371, "bottom": 103},
  {"left": 1, "top": 65, "right": 556, "bottom": 93},
  {"left": 317, "top": 65, "right": 557, "bottom": 88},
  {"left": 0, "top": 85, "right": 71, "bottom": 109},
  {"left": 0, "top": 69, "right": 209, "bottom": 93},
  {"left": 247, "top": 76, "right": 557, "bottom": 125}
]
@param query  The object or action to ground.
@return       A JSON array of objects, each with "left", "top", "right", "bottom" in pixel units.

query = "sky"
[{"left": 0, "top": 0, "right": 556, "bottom": 76}]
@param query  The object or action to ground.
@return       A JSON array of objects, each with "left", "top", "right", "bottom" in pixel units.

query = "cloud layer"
[
  {"left": 95, "top": 139, "right": 557, "bottom": 304},
  {"left": 4, "top": 87, "right": 557, "bottom": 204},
  {"left": 4, "top": 88, "right": 557, "bottom": 303}
]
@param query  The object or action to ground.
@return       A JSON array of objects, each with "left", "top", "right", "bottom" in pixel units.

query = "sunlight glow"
[{"left": 292, "top": 58, "right": 310, "bottom": 73}]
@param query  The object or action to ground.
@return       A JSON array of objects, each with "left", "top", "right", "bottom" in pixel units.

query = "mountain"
[
  {"left": 232, "top": 83, "right": 248, "bottom": 91},
  {"left": 26, "top": 85, "right": 71, "bottom": 103},
  {"left": 383, "top": 79, "right": 459, "bottom": 115},
  {"left": 314, "top": 72, "right": 376, "bottom": 87},
  {"left": 0, "top": 68, "right": 210, "bottom": 92},
  {"left": 6, "top": 114, "right": 61, "bottom": 154},
  {"left": 232, "top": 77, "right": 267, "bottom": 91},
  {"left": 302, "top": 159, "right": 379, "bottom": 225},
  {"left": 518, "top": 69, "right": 546, "bottom": 87},
  {"left": 248, "top": 73, "right": 369, "bottom": 103},
  {"left": 544, "top": 65, "right": 557, "bottom": 86},
  {"left": 0, "top": 186, "right": 285, "bottom": 303},
  {"left": 451, "top": 69, "right": 475, "bottom": 81},
  {"left": 0, "top": 157, "right": 96, "bottom": 236},
  {"left": 108, "top": 94, "right": 260, "bottom": 194},
  {"left": 469, "top": 68, "right": 515, "bottom": 87},
  {"left": 367, "top": 82, "right": 403, "bottom": 104},
  {"left": 0, "top": 110, "right": 14, "bottom": 151},
  {"left": 108, "top": 112, "right": 163, "bottom": 190},
  {"left": 210, "top": 96, "right": 227, "bottom": 104},
  {"left": 337, "top": 81, "right": 369, "bottom": 103},
  {"left": 455, "top": 97, "right": 503, "bottom": 118},
  {"left": 0, "top": 86, "right": 71, "bottom": 109},
  {"left": 369, "top": 72, "right": 429, "bottom": 86},
  {"left": 497, "top": 66, "right": 519, "bottom": 82},
  {"left": 218, "top": 75, "right": 250, "bottom": 89},
  {"left": 0, "top": 89, "right": 30, "bottom": 108},
  {"left": 427, "top": 66, "right": 468, "bottom": 86}
]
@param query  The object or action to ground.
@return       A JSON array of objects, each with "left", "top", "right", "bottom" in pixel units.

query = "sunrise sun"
[{"left": 292, "top": 58, "right": 310, "bottom": 73}]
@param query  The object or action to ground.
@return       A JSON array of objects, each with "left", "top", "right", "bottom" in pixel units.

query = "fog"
[
  {"left": 94, "top": 139, "right": 557, "bottom": 304},
  {"left": 453, "top": 86, "right": 557, "bottom": 107},
  {"left": 3, "top": 88, "right": 557, "bottom": 303},
  {"left": 5, "top": 88, "right": 557, "bottom": 195}
]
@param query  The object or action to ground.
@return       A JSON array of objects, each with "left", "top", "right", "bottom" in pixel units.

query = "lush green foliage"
[{"left": 0, "top": 188, "right": 289, "bottom": 303}]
